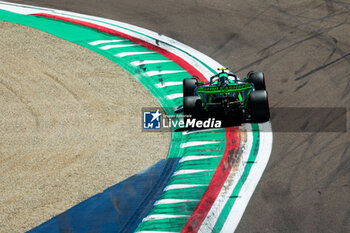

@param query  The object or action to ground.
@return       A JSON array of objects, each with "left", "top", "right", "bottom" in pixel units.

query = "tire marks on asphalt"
[{"left": 295, "top": 52, "right": 350, "bottom": 80}]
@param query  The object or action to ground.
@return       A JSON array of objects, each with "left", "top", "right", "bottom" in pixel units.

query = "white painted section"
[
  {"left": 166, "top": 93, "right": 183, "bottom": 100},
  {"left": 137, "top": 232, "right": 179, "bottom": 233},
  {"left": 154, "top": 199, "right": 198, "bottom": 205},
  {"left": 155, "top": 81, "right": 182, "bottom": 88},
  {"left": 99, "top": 44, "right": 137, "bottom": 50},
  {"left": 173, "top": 169, "right": 212, "bottom": 176},
  {"left": 88, "top": 39, "right": 124, "bottom": 45},
  {"left": 220, "top": 122, "right": 272, "bottom": 233},
  {"left": 182, "top": 128, "right": 224, "bottom": 135},
  {"left": 180, "top": 141, "right": 220, "bottom": 148},
  {"left": 179, "top": 155, "right": 219, "bottom": 163},
  {"left": 163, "top": 184, "right": 206, "bottom": 191},
  {"left": 130, "top": 60, "right": 171, "bottom": 66},
  {"left": 142, "top": 214, "right": 189, "bottom": 222},
  {"left": 115, "top": 51, "right": 156, "bottom": 57},
  {"left": 144, "top": 70, "right": 185, "bottom": 77}
]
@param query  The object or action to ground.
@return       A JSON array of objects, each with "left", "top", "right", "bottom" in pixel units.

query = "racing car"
[{"left": 183, "top": 68, "right": 270, "bottom": 123}]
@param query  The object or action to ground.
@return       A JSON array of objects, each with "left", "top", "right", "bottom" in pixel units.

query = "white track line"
[
  {"left": 182, "top": 128, "right": 223, "bottom": 135},
  {"left": 166, "top": 93, "right": 183, "bottom": 100},
  {"left": 173, "top": 169, "right": 213, "bottom": 176},
  {"left": 163, "top": 184, "right": 206, "bottom": 191},
  {"left": 137, "top": 232, "right": 178, "bottom": 233},
  {"left": 142, "top": 214, "right": 189, "bottom": 221},
  {"left": 155, "top": 81, "right": 182, "bottom": 88},
  {"left": 99, "top": 44, "right": 138, "bottom": 50},
  {"left": 180, "top": 141, "right": 220, "bottom": 148},
  {"left": 144, "top": 70, "right": 185, "bottom": 77},
  {"left": 154, "top": 199, "right": 199, "bottom": 205},
  {"left": 114, "top": 51, "right": 156, "bottom": 57},
  {"left": 88, "top": 39, "right": 125, "bottom": 45},
  {"left": 179, "top": 155, "right": 219, "bottom": 163},
  {"left": 130, "top": 60, "right": 171, "bottom": 66}
]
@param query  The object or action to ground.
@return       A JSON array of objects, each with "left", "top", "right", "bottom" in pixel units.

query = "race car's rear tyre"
[
  {"left": 183, "top": 78, "right": 197, "bottom": 97},
  {"left": 249, "top": 72, "right": 266, "bottom": 90},
  {"left": 249, "top": 90, "right": 270, "bottom": 122},
  {"left": 183, "top": 96, "right": 202, "bottom": 119}
]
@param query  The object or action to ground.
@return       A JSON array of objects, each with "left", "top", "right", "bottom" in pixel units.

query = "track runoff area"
[{"left": 0, "top": 1, "right": 272, "bottom": 232}]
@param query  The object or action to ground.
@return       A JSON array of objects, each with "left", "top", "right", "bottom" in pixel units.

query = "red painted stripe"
[
  {"left": 32, "top": 13, "right": 207, "bottom": 82},
  {"left": 181, "top": 127, "right": 241, "bottom": 233}
]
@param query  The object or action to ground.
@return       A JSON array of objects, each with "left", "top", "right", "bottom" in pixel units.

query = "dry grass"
[{"left": 0, "top": 22, "right": 169, "bottom": 232}]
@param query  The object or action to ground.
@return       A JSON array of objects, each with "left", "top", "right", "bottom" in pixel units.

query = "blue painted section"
[{"left": 28, "top": 158, "right": 180, "bottom": 233}]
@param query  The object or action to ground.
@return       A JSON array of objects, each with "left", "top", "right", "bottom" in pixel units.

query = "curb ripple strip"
[{"left": 0, "top": 1, "right": 273, "bottom": 232}]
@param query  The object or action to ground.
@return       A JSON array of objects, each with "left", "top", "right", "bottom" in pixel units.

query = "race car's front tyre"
[
  {"left": 183, "top": 78, "right": 197, "bottom": 97},
  {"left": 183, "top": 96, "right": 202, "bottom": 119},
  {"left": 249, "top": 90, "right": 270, "bottom": 122},
  {"left": 248, "top": 72, "right": 266, "bottom": 90}
]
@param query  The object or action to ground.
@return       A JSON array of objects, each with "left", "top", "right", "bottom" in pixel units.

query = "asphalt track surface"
[{"left": 5, "top": 0, "right": 350, "bottom": 232}]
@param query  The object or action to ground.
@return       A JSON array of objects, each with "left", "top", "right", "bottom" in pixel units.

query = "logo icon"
[{"left": 143, "top": 110, "right": 162, "bottom": 129}]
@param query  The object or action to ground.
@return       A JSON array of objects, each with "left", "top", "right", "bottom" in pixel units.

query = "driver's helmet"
[{"left": 218, "top": 73, "right": 229, "bottom": 86}]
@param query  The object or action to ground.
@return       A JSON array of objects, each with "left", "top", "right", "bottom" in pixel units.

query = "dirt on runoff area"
[{"left": 0, "top": 22, "right": 169, "bottom": 232}]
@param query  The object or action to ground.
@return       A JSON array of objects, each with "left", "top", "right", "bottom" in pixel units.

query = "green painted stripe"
[
  {"left": 168, "top": 172, "right": 216, "bottom": 185},
  {"left": 149, "top": 202, "right": 198, "bottom": 215},
  {"left": 136, "top": 217, "right": 188, "bottom": 232},
  {"left": 160, "top": 186, "right": 209, "bottom": 199},
  {"left": 150, "top": 85, "right": 182, "bottom": 94},
  {"left": 176, "top": 162, "right": 221, "bottom": 170}
]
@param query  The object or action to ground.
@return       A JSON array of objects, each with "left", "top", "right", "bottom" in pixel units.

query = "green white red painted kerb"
[{"left": 0, "top": 1, "right": 273, "bottom": 232}]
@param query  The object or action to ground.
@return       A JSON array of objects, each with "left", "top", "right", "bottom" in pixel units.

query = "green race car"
[{"left": 183, "top": 68, "right": 270, "bottom": 123}]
